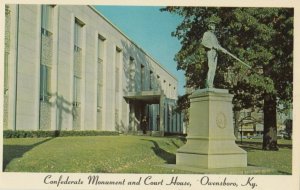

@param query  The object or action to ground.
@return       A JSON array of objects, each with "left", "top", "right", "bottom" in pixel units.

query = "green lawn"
[
  {"left": 237, "top": 139, "right": 292, "bottom": 174},
  {"left": 3, "top": 136, "right": 292, "bottom": 174}
]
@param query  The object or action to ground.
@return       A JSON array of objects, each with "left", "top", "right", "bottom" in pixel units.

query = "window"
[
  {"left": 97, "top": 36, "right": 105, "bottom": 111},
  {"left": 4, "top": 6, "right": 10, "bottom": 94},
  {"left": 141, "top": 65, "right": 145, "bottom": 91},
  {"left": 115, "top": 68, "right": 120, "bottom": 92},
  {"left": 41, "top": 5, "right": 53, "bottom": 36},
  {"left": 74, "top": 19, "right": 83, "bottom": 51},
  {"left": 130, "top": 56, "right": 135, "bottom": 63},
  {"left": 4, "top": 52, "right": 9, "bottom": 94},
  {"left": 73, "top": 76, "right": 81, "bottom": 107},
  {"left": 40, "top": 5, "right": 53, "bottom": 101},
  {"left": 97, "top": 35, "right": 105, "bottom": 58},
  {"left": 150, "top": 70, "right": 153, "bottom": 90},
  {"left": 40, "top": 64, "right": 51, "bottom": 101},
  {"left": 129, "top": 57, "right": 135, "bottom": 92},
  {"left": 173, "top": 87, "right": 176, "bottom": 97},
  {"left": 115, "top": 47, "right": 122, "bottom": 123},
  {"left": 97, "top": 57, "right": 102, "bottom": 108},
  {"left": 156, "top": 75, "right": 161, "bottom": 89},
  {"left": 115, "top": 47, "right": 121, "bottom": 93},
  {"left": 73, "top": 18, "right": 84, "bottom": 107}
]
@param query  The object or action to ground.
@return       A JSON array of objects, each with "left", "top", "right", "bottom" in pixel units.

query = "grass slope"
[
  {"left": 3, "top": 136, "right": 292, "bottom": 174},
  {"left": 3, "top": 136, "right": 187, "bottom": 173}
]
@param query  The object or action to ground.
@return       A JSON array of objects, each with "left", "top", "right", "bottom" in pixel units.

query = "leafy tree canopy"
[{"left": 161, "top": 7, "right": 293, "bottom": 112}]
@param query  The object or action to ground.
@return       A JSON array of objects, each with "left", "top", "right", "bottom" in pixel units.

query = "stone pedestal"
[{"left": 176, "top": 88, "right": 247, "bottom": 168}]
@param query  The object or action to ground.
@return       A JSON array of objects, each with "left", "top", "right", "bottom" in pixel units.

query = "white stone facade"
[{"left": 3, "top": 4, "right": 184, "bottom": 135}]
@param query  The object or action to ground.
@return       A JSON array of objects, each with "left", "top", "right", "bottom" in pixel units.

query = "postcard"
[{"left": 0, "top": 0, "right": 299, "bottom": 190}]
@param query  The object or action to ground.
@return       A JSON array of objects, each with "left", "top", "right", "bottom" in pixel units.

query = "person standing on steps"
[{"left": 141, "top": 115, "right": 148, "bottom": 134}]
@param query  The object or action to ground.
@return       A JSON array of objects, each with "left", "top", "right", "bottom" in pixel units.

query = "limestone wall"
[
  {"left": 15, "top": 5, "right": 40, "bottom": 130},
  {"left": 5, "top": 5, "right": 179, "bottom": 132}
]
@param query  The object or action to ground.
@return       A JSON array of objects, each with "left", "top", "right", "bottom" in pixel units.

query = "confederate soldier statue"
[
  {"left": 201, "top": 17, "right": 251, "bottom": 88},
  {"left": 201, "top": 18, "right": 223, "bottom": 88}
]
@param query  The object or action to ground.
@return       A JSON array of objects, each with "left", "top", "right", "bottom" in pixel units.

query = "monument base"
[
  {"left": 177, "top": 152, "right": 247, "bottom": 169},
  {"left": 176, "top": 88, "right": 247, "bottom": 169}
]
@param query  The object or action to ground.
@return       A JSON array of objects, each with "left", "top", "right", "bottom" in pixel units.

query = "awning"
[{"left": 124, "top": 90, "right": 162, "bottom": 104}]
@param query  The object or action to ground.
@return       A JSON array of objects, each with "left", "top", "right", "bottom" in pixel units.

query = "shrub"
[{"left": 3, "top": 130, "right": 119, "bottom": 138}]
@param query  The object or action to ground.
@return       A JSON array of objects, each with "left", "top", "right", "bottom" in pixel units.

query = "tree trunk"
[
  {"left": 234, "top": 110, "right": 240, "bottom": 139},
  {"left": 262, "top": 94, "right": 279, "bottom": 151}
]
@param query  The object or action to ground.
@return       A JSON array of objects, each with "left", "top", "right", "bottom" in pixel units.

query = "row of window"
[
  {"left": 129, "top": 57, "right": 176, "bottom": 95},
  {"left": 39, "top": 5, "right": 109, "bottom": 113},
  {"left": 39, "top": 5, "right": 176, "bottom": 107}
]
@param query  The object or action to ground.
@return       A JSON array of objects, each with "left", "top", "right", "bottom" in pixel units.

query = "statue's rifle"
[{"left": 219, "top": 47, "right": 251, "bottom": 69}]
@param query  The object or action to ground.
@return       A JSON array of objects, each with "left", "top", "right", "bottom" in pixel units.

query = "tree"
[
  {"left": 174, "top": 93, "right": 191, "bottom": 126},
  {"left": 284, "top": 119, "right": 292, "bottom": 140},
  {"left": 161, "top": 7, "right": 293, "bottom": 151}
]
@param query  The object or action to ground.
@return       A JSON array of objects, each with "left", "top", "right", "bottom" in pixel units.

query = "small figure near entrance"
[
  {"left": 156, "top": 115, "right": 160, "bottom": 131},
  {"left": 141, "top": 115, "right": 148, "bottom": 134}
]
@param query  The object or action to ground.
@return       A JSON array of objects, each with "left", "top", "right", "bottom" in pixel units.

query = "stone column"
[
  {"left": 129, "top": 103, "right": 136, "bottom": 131},
  {"left": 159, "top": 95, "right": 165, "bottom": 136},
  {"left": 151, "top": 94, "right": 165, "bottom": 136},
  {"left": 176, "top": 88, "right": 247, "bottom": 168}
]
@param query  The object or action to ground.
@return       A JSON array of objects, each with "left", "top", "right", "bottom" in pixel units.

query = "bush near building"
[{"left": 3, "top": 130, "right": 119, "bottom": 138}]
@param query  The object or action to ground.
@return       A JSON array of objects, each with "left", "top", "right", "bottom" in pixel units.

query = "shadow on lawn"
[
  {"left": 170, "top": 139, "right": 180, "bottom": 148},
  {"left": 3, "top": 138, "right": 54, "bottom": 171},
  {"left": 142, "top": 139, "right": 176, "bottom": 164}
]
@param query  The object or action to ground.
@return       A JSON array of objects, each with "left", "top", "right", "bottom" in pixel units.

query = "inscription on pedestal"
[{"left": 216, "top": 112, "right": 226, "bottom": 129}]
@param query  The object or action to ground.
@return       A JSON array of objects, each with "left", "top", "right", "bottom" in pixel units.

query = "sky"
[{"left": 94, "top": 6, "right": 185, "bottom": 95}]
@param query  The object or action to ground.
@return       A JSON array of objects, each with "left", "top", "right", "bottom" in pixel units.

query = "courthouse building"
[{"left": 3, "top": 5, "right": 183, "bottom": 135}]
